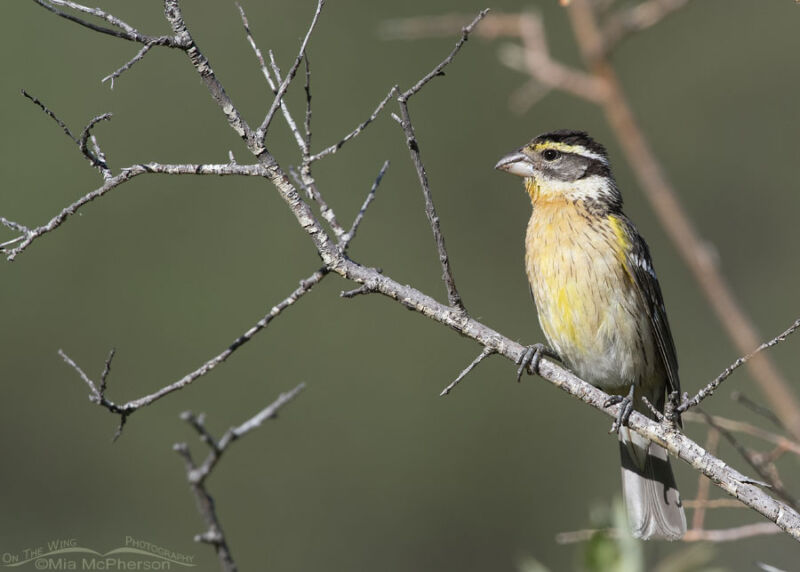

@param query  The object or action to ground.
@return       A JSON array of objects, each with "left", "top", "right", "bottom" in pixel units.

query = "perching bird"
[{"left": 495, "top": 129, "right": 686, "bottom": 540}]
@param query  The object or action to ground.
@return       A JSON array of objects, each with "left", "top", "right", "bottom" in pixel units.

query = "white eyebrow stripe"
[{"left": 532, "top": 142, "right": 609, "bottom": 165}]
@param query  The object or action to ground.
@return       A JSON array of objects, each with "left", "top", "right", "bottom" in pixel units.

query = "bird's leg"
[
  {"left": 604, "top": 384, "right": 635, "bottom": 434},
  {"left": 516, "top": 343, "right": 556, "bottom": 382}
]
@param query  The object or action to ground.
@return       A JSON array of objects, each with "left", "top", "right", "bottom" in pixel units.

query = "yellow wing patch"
[{"left": 608, "top": 215, "right": 634, "bottom": 283}]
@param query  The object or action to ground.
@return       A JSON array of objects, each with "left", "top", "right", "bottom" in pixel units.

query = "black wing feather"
[{"left": 623, "top": 219, "right": 681, "bottom": 399}]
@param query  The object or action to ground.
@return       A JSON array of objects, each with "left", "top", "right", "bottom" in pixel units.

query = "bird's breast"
[{"left": 525, "top": 200, "right": 654, "bottom": 390}]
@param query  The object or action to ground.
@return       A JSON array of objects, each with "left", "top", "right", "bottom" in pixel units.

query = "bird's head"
[{"left": 495, "top": 130, "right": 621, "bottom": 210}]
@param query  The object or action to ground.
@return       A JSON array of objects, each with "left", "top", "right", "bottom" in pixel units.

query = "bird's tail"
[{"left": 618, "top": 427, "right": 686, "bottom": 540}]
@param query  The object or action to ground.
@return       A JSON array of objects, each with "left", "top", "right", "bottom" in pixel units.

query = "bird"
[{"left": 495, "top": 129, "right": 686, "bottom": 540}]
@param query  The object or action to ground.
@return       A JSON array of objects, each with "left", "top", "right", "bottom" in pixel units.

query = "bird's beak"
[{"left": 494, "top": 151, "right": 536, "bottom": 178}]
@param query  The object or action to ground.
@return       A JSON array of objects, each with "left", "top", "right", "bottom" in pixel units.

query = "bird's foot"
[
  {"left": 515, "top": 343, "right": 555, "bottom": 382},
  {"left": 605, "top": 384, "right": 635, "bottom": 434}
]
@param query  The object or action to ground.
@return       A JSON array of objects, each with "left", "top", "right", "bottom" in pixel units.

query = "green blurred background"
[{"left": 2, "top": 1, "right": 800, "bottom": 570}]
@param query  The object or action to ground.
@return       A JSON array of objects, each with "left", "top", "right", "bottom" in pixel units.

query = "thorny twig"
[
  {"left": 440, "top": 347, "right": 495, "bottom": 396},
  {"left": 59, "top": 269, "right": 326, "bottom": 436},
  {"left": 679, "top": 317, "right": 800, "bottom": 413},
  {"left": 254, "top": 0, "right": 324, "bottom": 144},
  {"left": 174, "top": 383, "right": 305, "bottom": 572},
  {"left": 392, "top": 11, "right": 490, "bottom": 315},
  {"left": 341, "top": 160, "right": 391, "bottom": 249},
  {"left": 102, "top": 41, "right": 156, "bottom": 88}
]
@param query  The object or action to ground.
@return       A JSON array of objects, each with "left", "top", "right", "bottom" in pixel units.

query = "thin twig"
[
  {"left": 236, "top": 3, "right": 306, "bottom": 153},
  {"left": 102, "top": 41, "right": 155, "bottom": 88},
  {"left": 114, "top": 269, "right": 325, "bottom": 413},
  {"left": 22, "top": 90, "right": 112, "bottom": 172},
  {"left": 401, "top": 9, "right": 490, "bottom": 99},
  {"left": 99, "top": 348, "right": 116, "bottom": 396},
  {"left": 32, "top": 0, "right": 178, "bottom": 47},
  {"left": 682, "top": 522, "right": 781, "bottom": 542},
  {"left": 440, "top": 347, "right": 496, "bottom": 395},
  {"left": 341, "top": 160, "right": 390, "bottom": 249},
  {"left": 679, "top": 317, "right": 800, "bottom": 412},
  {"left": 21, "top": 89, "right": 75, "bottom": 141},
  {"left": 602, "top": 0, "right": 692, "bottom": 55},
  {"left": 683, "top": 412, "right": 800, "bottom": 456},
  {"left": 303, "top": 53, "right": 312, "bottom": 151},
  {"left": 1, "top": 162, "right": 268, "bottom": 261},
  {"left": 58, "top": 269, "right": 325, "bottom": 436},
  {"left": 731, "top": 391, "right": 785, "bottom": 431},
  {"left": 557, "top": 522, "right": 780, "bottom": 544},
  {"left": 174, "top": 383, "right": 305, "bottom": 572},
  {"left": 340, "top": 285, "right": 372, "bottom": 298},
  {"left": 288, "top": 166, "right": 346, "bottom": 239},
  {"left": 255, "top": 0, "right": 324, "bottom": 144},
  {"left": 77, "top": 113, "right": 112, "bottom": 170},
  {"left": 307, "top": 86, "right": 399, "bottom": 162},
  {"left": 392, "top": 10, "right": 488, "bottom": 314},
  {"left": 699, "top": 409, "right": 798, "bottom": 509}
]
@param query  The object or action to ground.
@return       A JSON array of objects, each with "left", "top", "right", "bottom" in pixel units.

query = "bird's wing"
[{"left": 624, "top": 221, "right": 681, "bottom": 398}]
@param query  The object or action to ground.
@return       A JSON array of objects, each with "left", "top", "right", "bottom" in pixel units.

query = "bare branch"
[
  {"left": 602, "top": 0, "right": 692, "bottom": 54},
  {"left": 307, "top": 86, "right": 399, "bottom": 163},
  {"left": 32, "top": 0, "right": 178, "bottom": 47},
  {"left": 102, "top": 42, "right": 156, "bottom": 88},
  {"left": 557, "top": 522, "right": 781, "bottom": 544},
  {"left": 340, "top": 285, "right": 371, "bottom": 298},
  {"left": 679, "top": 316, "right": 800, "bottom": 412},
  {"left": 341, "top": 160, "right": 390, "bottom": 249},
  {"left": 174, "top": 383, "right": 304, "bottom": 572},
  {"left": 401, "top": 9, "right": 490, "bottom": 99},
  {"left": 698, "top": 409, "right": 798, "bottom": 509},
  {"left": 515, "top": 12, "right": 607, "bottom": 104},
  {"left": 255, "top": 0, "right": 325, "bottom": 144},
  {"left": 390, "top": 10, "right": 489, "bottom": 315},
  {"left": 2, "top": 162, "right": 268, "bottom": 261},
  {"left": 21, "top": 89, "right": 76, "bottom": 141},
  {"left": 288, "top": 166, "right": 346, "bottom": 240},
  {"left": 229, "top": 383, "right": 306, "bottom": 440},
  {"left": 99, "top": 348, "right": 116, "bottom": 396},
  {"left": 117, "top": 269, "right": 324, "bottom": 412},
  {"left": 163, "top": 0, "right": 251, "bottom": 143},
  {"left": 58, "top": 349, "right": 102, "bottom": 402},
  {"left": 303, "top": 54, "right": 312, "bottom": 151},
  {"left": 682, "top": 522, "right": 781, "bottom": 542},
  {"left": 440, "top": 347, "right": 496, "bottom": 396},
  {"left": 21, "top": 90, "right": 113, "bottom": 173},
  {"left": 394, "top": 99, "right": 465, "bottom": 313},
  {"left": 58, "top": 269, "right": 325, "bottom": 435},
  {"left": 236, "top": 4, "right": 307, "bottom": 153},
  {"left": 731, "top": 391, "right": 785, "bottom": 431},
  {"left": 683, "top": 412, "right": 800, "bottom": 457}
]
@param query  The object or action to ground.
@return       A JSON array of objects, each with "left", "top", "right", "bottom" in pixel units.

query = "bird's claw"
[
  {"left": 516, "top": 343, "right": 553, "bottom": 382},
  {"left": 605, "top": 385, "right": 635, "bottom": 434}
]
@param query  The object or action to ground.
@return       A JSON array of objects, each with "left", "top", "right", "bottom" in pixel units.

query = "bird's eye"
[{"left": 542, "top": 149, "right": 561, "bottom": 161}]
